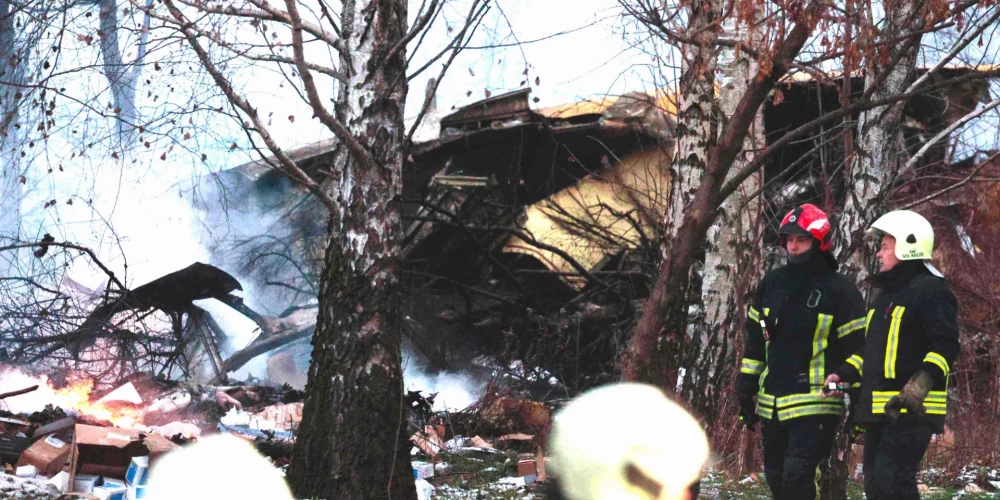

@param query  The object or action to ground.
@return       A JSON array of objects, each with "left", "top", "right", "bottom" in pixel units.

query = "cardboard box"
[
  {"left": 74, "top": 473, "right": 100, "bottom": 493},
  {"left": 125, "top": 456, "right": 148, "bottom": 486},
  {"left": 103, "top": 478, "right": 127, "bottom": 489},
  {"left": 127, "top": 484, "right": 147, "bottom": 500},
  {"left": 68, "top": 424, "right": 179, "bottom": 492},
  {"left": 517, "top": 459, "right": 537, "bottom": 477},
  {"left": 17, "top": 434, "right": 72, "bottom": 476},
  {"left": 93, "top": 482, "right": 128, "bottom": 500}
]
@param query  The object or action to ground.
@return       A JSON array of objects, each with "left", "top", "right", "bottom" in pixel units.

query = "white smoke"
[{"left": 401, "top": 349, "right": 486, "bottom": 412}]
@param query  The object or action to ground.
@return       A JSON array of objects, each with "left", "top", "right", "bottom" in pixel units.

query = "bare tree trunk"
[
  {"left": 286, "top": 0, "right": 415, "bottom": 498},
  {"left": 97, "top": 0, "right": 143, "bottom": 142},
  {"left": 836, "top": 0, "right": 925, "bottom": 278},
  {"left": 663, "top": 0, "right": 720, "bottom": 244},
  {"left": 0, "top": 0, "right": 23, "bottom": 238},
  {"left": 624, "top": 0, "right": 722, "bottom": 392},
  {"left": 623, "top": 0, "right": 816, "bottom": 409},
  {"left": 683, "top": 19, "right": 764, "bottom": 424}
]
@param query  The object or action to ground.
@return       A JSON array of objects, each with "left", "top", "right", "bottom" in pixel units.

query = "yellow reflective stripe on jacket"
[
  {"left": 775, "top": 392, "right": 844, "bottom": 408},
  {"left": 864, "top": 309, "right": 875, "bottom": 337},
  {"left": 759, "top": 339, "right": 771, "bottom": 387},
  {"left": 872, "top": 390, "right": 946, "bottom": 400},
  {"left": 884, "top": 306, "right": 906, "bottom": 379},
  {"left": 924, "top": 352, "right": 950, "bottom": 376},
  {"left": 757, "top": 392, "right": 775, "bottom": 405},
  {"left": 748, "top": 307, "right": 761, "bottom": 322},
  {"left": 836, "top": 316, "right": 868, "bottom": 339},
  {"left": 757, "top": 406, "right": 774, "bottom": 419},
  {"left": 756, "top": 390, "right": 775, "bottom": 419},
  {"left": 872, "top": 390, "right": 947, "bottom": 415},
  {"left": 846, "top": 354, "right": 863, "bottom": 375},
  {"left": 810, "top": 314, "right": 834, "bottom": 387},
  {"left": 756, "top": 391, "right": 845, "bottom": 421},
  {"left": 741, "top": 358, "right": 765, "bottom": 375},
  {"left": 777, "top": 403, "right": 844, "bottom": 420}
]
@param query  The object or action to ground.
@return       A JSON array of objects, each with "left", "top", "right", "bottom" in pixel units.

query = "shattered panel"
[{"left": 503, "top": 148, "right": 671, "bottom": 289}]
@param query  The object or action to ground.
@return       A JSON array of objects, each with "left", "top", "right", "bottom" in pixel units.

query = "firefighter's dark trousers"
[
  {"left": 762, "top": 415, "right": 839, "bottom": 500},
  {"left": 862, "top": 419, "right": 933, "bottom": 500}
]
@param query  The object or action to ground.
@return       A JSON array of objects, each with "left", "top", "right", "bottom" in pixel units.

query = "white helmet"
[
  {"left": 146, "top": 435, "right": 293, "bottom": 500},
  {"left": 867, "top": 210, "right": 934, "bottom": 261},
  {"left": 550, "top": 383, "right": 709, "bottom": 500}
]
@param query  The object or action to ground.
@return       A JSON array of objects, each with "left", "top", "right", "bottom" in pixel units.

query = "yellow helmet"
[
  {"left": 549, "top": 383, "right": 709, "bottom": 500},
  {"left": 867, "top": 210, "right": 935, "bottom": 261}
]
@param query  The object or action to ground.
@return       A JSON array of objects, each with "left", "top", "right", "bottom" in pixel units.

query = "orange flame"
[
  {"left": 48, "top": 375, "right": 144, "bottom": 428},
  {"left": 1, "top": 368, "right": 144, "bottom": 428}
]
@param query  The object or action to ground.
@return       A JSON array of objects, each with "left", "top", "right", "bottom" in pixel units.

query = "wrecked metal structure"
[{"left": 183, "top": 66, "right": 998, "bottom": 393}]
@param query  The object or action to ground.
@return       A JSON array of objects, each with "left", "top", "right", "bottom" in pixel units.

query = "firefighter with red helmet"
[{"left": 737, "top": 204, "right": 867, "bottom": 499}]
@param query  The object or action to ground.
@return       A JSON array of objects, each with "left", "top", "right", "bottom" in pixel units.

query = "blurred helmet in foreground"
[{"left": 550, "top": 383, "right": 709, "bottom": 500}]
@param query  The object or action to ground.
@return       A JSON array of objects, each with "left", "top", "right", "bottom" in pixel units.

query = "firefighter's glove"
[
  {"left": 736, "top": 375, "right": 759, "bottom": 430},
  {"left": 884, "top": 370, "right": 934, "bottom": 421},
  {"left": 738, "top": 394, "right": 759, "bottom": 430}
]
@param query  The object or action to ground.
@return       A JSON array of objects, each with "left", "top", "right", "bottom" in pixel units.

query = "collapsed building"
[{"left": 178, "top": 66, "right": 999, "bottom": 394}]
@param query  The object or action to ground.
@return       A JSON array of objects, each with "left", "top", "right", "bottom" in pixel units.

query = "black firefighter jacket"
[
  {"left": 834, "top": 261, "right": 959, "bottom": 433},
  {"left": 739, "top": 254, "right": 867, "bottom": 422}
]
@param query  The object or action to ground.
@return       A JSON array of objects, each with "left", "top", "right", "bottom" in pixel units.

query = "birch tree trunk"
[
  {"left": 98, "top": 0, "right": 142, "bottom": 142},
  {"left": 624, "top": 0, "right": 722, "bottom": 392},
  {"left": 836, "top": 0, "right": 925, "bottom": 278},
  {"left": 0, "top": 0, "right": 23, "bottom": 239},
  {"left": 682, "top": 24, "right": 764, "bottom": 422},
  {"left": 664, "top": 0, "right": 720, "bottom": 243},
  {"left": 285, "top": 0, "right": 415, "bottom": 498}
]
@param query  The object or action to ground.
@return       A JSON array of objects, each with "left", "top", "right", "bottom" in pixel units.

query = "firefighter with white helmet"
[
  {"left": 737, "top": 203, "right": 867, "bottom": 499},
  {"left": 548, "top": 383, "right": 709, "bottom": 500},
  {"left": 826, "top": 209, "right": 959, "bottom": 500}
]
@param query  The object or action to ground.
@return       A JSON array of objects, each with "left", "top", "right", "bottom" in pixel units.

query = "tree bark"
[
  {"left": 0, "top": 0, "right": 23, "bottom": 238},
  {"left": 286, "top": 0, "right": 415, "bottom": 498},
  {"left": 683, "top": 18, "right": 765, "bottom": 423},
  {"left": 623, "top": 1, "right": 817, "bottom": 396},
  {"left": 835, "top": 0, "right": 925, "bottom": 279},
  {"left": 663, "top": 0, "right": 720, "bottom": 244},
  {"left": 623, "top": 0, "right": 722, "bottom": 392}
]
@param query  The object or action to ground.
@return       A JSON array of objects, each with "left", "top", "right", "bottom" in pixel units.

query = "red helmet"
[{"left": 780, "top": 204, "right": 832, "bottom": 252}]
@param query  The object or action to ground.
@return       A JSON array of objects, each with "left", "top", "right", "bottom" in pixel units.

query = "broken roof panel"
[
  {"left": 536, "top": 90, "right": 678, "bottom": 120},
  {"left": 439, "top": 88, "right": 534, "bottom": 131},
  {"left": 503, "top": 148, "right": 671, "bottom": 290}
]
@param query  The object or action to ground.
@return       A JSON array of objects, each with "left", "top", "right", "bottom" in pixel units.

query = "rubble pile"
[
  {"left": 404, "top": 388, "right": 562, "bottom": 499},
  {"left": 2, "top": 367, "right": 561, "bottom": 499},
  {"left": 0, "top": 369, "right": 306, "bottom": 498}
]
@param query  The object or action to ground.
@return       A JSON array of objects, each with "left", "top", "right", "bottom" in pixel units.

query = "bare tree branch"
[
  {"left": 898, "top": 97, "right": 1000, "bottom": 177},
  {"left": 153, "top": 0, "right": 338, "bottom": 213},
  {"left": 900, "top": 153, "right": 1000, "bottom": 209}
]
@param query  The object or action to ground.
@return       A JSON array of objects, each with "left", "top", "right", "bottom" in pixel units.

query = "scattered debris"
[
  {"left": 18, "top": 436, "right": 71, "bottom": 477},
  {"left": 94, "top": 384, "right": 141, "bottom": 407},
  {"left": 414, "top": 478, "right": 434, "bottom": 500},
  {"left": 0, "top": 472, "right": 60, "bottom": 499},
  {"left": 411, "top": 425, "right": 446, "bottom": 457}
]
